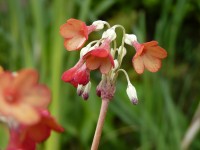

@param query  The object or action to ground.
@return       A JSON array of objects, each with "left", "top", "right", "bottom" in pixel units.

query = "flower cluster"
[
  {"left": 60, "top": 18, "right": 167, "bottom": 103},
  {"left": 0, "top": 68, "right": 64, "bottom": 150}
]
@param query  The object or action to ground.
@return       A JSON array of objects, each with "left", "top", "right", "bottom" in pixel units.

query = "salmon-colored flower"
[
  {"left": 0, "top": 69, "right": 51, "bottom": 125},
  {"left": 60, "top": 18, "right": 96, "bottom": 51},
  {"left": 132, "top": 41, "right": 167, "bottom": 74},
  {"left": 62, "top": 59, "right": 90, "bottom": 87},
  {"left": 83, "top": 39, "right": 114, "bottom": 74},
  {"left": 7, "top": 110, "right": 64, "bottom": 150}
]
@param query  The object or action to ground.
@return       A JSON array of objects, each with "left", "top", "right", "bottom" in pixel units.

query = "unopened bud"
[
  {"left": 118, "top": 46, "right": 126, "bottom": 59},
  {"left": 96, "top": 82, "right": 102, "bottom": 97},
  {"left": 92, "top": 20, "right": 106, "bottom": 31},
  {"left": 102, "top": 28, "right": 116, "bottom": 41},
  {"left": 77, "top": 84, "right": 85, "bottom": 96},
  {"left": 82, "top": 82, "right": 91, "bottom": 100},
  {"left": 126, "top": 83, "right": 138, "bottom": 105},
  {"left": 113, "top": 59, "right": 119, "bottom": 70},
  {"left": 124, "top": 34, "right": 137, "bottom": 46}
]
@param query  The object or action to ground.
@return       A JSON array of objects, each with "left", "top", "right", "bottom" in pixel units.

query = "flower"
[
  {"left": 0, "top": 69, "right": 51, "bottom": 125},
  {"left": 7, "top": 110, "right": 64, "bottom": 150},
  {"left": 60, "top": 18, "right": 96, "bottom": 51},
  {"left": 83, "top": 39, "right": 114, "bottom": 74},
  {"left": 62, "top": 59, "right": 90, "bottom": 87},
  {"left": 132, "top": 41, "right": 167, "bottom": 74}
]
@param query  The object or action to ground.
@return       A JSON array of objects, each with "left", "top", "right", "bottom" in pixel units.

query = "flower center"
[{"left": 4, "top": 88, "right": 19, "bottom": 103}]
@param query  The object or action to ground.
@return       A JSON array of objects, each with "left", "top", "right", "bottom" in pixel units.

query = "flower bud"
[
  {"left": 77, "top": 84, "right": 85, "bottom": 96},
  {"left": 81, "top": 82, "right": 91, "bottom": 100},
  {"left": 126, "top": 83, "right": 138, "bottom": 105},
  {"left": 102, "top": 28, "right": 116, "bottom": 41},
  {"left": 124, "top": 34, "right": 137, "bottom": 46},
  {"left": 92, "top": 20, "right": 106, "bottom": 31},
  {"left": 96, "top": 81, "right": 103, "bottom": 97}
]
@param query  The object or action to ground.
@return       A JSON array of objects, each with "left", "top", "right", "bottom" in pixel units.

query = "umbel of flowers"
[
  {"left": 0, "top": 68, "right": 64, "bottom": 150},
  {"left": 60, "top": 18, "right": 167, "bottom": 150}
]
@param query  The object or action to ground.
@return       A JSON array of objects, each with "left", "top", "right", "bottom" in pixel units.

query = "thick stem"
[{"left": 91, "top": 99, "right": 110, "bottom": 150}]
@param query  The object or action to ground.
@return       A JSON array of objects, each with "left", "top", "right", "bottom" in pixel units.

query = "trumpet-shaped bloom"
[
  {"left": 0, "top": 69, "right": 51, "bottom": 125},
  {"left": 132, "top": 41, "right": 167, "bottom": 74},
  {"left": 83, "top": 40, "right": 114, "bottom": 74},
  {"left": 62, "top": 60, "right": 90, "bottom": 87},
  {"left": 60, "top": 18, "right": 96, "bottom": 51},
  {"left": 7, "top": 110, "right": 64, "bottom": 150}
]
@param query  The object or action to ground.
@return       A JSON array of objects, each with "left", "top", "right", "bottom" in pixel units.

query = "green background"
[{"left": 0, "top": 0, "right": 200, "bottom": 149}]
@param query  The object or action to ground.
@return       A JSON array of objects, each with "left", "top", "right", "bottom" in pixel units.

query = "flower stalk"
[{"left": 91, "top": 99, "right": 110, "bottom": 150}]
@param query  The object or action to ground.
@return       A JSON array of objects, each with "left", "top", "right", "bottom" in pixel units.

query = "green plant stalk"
[
  {"left": 30, "top": 0, "right": 47, "bottom": 80},
  {"left": 7, "top": 0, "right": 20, "bottom": 70},
  {"left": 45, "top": 0, "right": 65, "bottom": 149}
]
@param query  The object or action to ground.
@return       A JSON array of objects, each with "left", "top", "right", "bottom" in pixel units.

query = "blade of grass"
[{"left": 45, "top": 0, "right": 66, "bottom": 149}]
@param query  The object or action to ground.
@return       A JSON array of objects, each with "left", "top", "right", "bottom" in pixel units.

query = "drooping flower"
[
  {"left": 131, "top": 41, "right": 167, "bottom": 74},
  {"left": 83, "top": 39, "right": 114, "bottom": 74},
  {"left": 7, "top": 110, "right": 64, "bottom": 150},
  {"left": 62, "top": 59, "right": 90, "bottom": 87},
  {"left": 0, "top": 69, "right": 51, "bottom": 125},
  {"left": 60, "top": 18, "right": 96, "bottom": 51}
]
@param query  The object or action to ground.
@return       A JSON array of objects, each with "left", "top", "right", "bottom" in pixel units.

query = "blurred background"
[{"left": 0, "top": 0, "right": 200, "bottom": 149}]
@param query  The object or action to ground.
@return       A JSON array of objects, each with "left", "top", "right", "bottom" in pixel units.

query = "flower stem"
[{"left": 91, "top": 99, "right": 110, "bottom": 150}]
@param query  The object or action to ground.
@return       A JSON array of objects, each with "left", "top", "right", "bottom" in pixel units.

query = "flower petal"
[
  {"left": 11, "top": 104, "right": 40, "bottom": 125},
  {"left": 22, "top": 85, "right": 51, "bottom": 108},
  {"left": 12, "top": 69, "right": 39, "bottom": 95},
  {"left": 143, "top": 41, "right": 158, "bottom": 47},
  {"left": 147, "top": 46, "right": 167, "bottom": 59},
  {"left": 85, "top": 56, "right": 101, "bottom": 70},
  {"left": 87, "top": 49, "right": 109, "bottom": 58},
  {"left": 100, "top": 58, "right": 112, "bottom": 74},
  {"left": 60, "top": 23, "right": 79, "bottom": 38},
  {"left": 143, "top": 53, "right": 161, "bottom": 72},
  {"left": 132, "top": 56, "right": 144, "bottom": 74},
  {"left": 64, "top": 35, "right": 86, "bottom": 51}
]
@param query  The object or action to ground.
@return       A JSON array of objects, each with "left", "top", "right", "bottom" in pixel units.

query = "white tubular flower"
[
  {"left": 118, "top": 46, "right": 127, "bottom": 60},
  {"left": 82, "top": 82, "right": 91, "bottom": 100},
  {"left": 124, "top": 34, "right": 137, "bottom": 46},
  {"left": 126, "top": 83, "right": 138, "bottom": 105},
  {"left": 102, "top": 28, "right": 116, "bottom": 41},
  {"left": 92, "top": 20, "right": 106, "bottom": 31}
]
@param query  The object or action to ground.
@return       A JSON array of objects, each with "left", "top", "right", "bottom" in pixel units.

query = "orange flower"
[
  {"left": 7, "top": 110, "right": 64, "bottom": 150},
  {"left": 132, "top": 41, "right": 167, "bottom": 74},
  {"left": 60, "top": 18, "right": 96, "bottom": 51},
  {"left": 83, "top": 40, "right": 114, "bottom": 74},
  {"left": 0, "top": 69, "right": 51, "bottom": 125}
]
